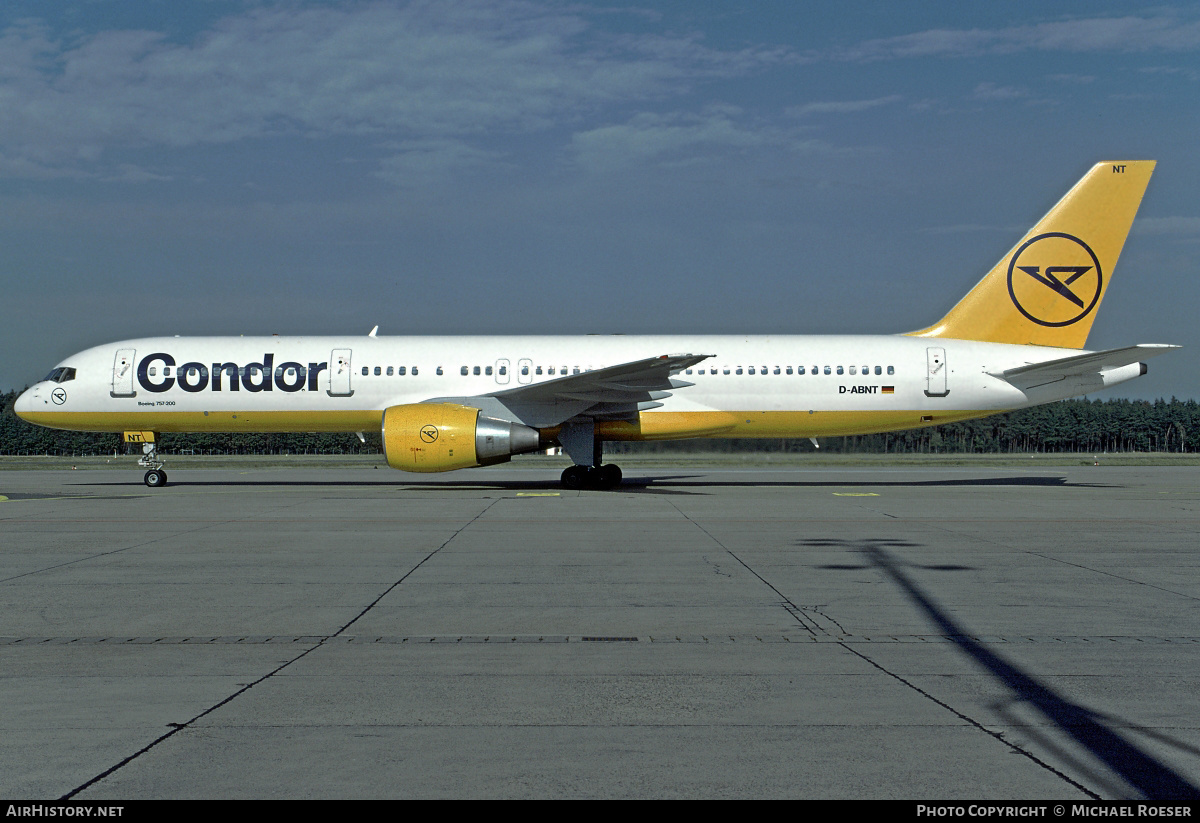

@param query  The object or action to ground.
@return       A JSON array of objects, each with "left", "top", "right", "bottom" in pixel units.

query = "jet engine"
[{"left": 381, "top": 403, "right": 542, "bottom": 472}]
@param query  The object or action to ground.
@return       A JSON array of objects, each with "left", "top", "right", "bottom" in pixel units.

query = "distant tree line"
[{"left": 2, "top": 390, "right": 1197, "bottom": 456}]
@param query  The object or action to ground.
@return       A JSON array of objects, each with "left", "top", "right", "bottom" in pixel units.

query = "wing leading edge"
[{"left": 424, "top": 353, "right": 713, "bottom": 428}]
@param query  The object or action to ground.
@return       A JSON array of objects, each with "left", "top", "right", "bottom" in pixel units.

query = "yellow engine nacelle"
[{"left": 381, "top": 403, "right": 541, "bottom": 473}]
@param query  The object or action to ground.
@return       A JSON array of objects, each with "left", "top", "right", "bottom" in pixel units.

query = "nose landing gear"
[{"left": 135, "top": 440, "right": 167, "bottom": 487}]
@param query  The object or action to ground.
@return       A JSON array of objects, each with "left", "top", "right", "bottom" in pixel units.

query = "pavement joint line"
[
  {"left": 0, "top": 491, "right": 321, "bottom": 585},
  {"left": 835, "top": 639, "right": 1102, "bottom": 799},
  {"left": 664, "top": 498, "right": 833, "bottom": 637},
  {"left": 60, "top": 496, "right": 500, "bottom": 801},
  {"left": 4, "top": 634, "right": 1199, "bottom": 645}
]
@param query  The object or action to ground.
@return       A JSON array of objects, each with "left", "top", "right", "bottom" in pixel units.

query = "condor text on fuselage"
[{"left": 137, "top": 353, "right": 328, "bottom": 394}]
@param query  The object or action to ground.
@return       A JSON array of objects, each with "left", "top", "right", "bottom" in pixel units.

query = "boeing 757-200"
[{"left": 15, "top": 161, "right": 1177, "bottom": 488}]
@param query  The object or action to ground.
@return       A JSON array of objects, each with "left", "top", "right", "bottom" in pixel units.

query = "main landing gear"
[
  {"left": 138, "top": 442, "right": 167, "bottom": 487},
  {"left": 561, "top": 463, "right": 622, "bottom": 490},
  {"left": 557, "top": 421, "right": 623, "bottom": 490}
]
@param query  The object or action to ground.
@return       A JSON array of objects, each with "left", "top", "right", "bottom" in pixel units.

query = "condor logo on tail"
[{"left": 1007, "top": 232, "right": 1103, "bottom": 327}]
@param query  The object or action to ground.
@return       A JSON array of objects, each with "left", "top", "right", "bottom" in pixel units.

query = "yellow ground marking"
[
  {"left": 517, "top": 492, "right": 561, "bottom": 497},
  {"left": 0, "top": 495, "right": 8, "bottom": 502},
  {"left": 832, "top": 492, "right": 880, "bottom": 496}
]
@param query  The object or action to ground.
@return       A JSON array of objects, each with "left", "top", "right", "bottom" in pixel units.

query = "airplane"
[{"left": 14, "top": 160, "right": 1178, "bottom": 489}]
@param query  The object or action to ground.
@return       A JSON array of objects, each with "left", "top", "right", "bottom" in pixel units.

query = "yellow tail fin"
[{"left": 908, "top": 161, "right": 1154, "bottom": 348}]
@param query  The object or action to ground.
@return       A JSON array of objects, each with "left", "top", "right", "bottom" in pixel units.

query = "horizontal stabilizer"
[{"left": 991, "top": 344, "right": 1179, "bottom": 382}]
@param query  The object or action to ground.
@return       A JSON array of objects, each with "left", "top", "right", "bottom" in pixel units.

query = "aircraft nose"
[{"left": 13, "top": 386, "right": 39, "bottom": 421}]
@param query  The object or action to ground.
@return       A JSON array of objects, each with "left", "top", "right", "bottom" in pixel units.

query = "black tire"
[
  {"left": 144, "top": 469, "right": 167, "bottom": 487},
  {"left": 561, "top": 466, "right": 584, "bottom": 489},
  {"left": 599, "top": 464, "right": 622, "bottom": 488}
]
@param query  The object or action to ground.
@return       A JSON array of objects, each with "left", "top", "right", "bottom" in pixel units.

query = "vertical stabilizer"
[{"left": 908, "top": 161, "right": 1154, "bottom": 348}]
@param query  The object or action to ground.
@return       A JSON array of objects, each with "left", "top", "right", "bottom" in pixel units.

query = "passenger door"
[
  {"left": 111, "top": 349, "right": 136, "bottom": 397},
  {"left": 329, "top": 349, "right": 354, "bottom": 396},
  {"left": 925, "top": 347, "right": 949, "bottom": 397}
]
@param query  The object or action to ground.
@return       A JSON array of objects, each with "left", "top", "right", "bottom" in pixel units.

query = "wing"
[
  {"left": 991, "top": 344, "right": 1179, "bottom": 388},
  {"left": 424, "top": 353, "right": 712, "bottom": 428}
]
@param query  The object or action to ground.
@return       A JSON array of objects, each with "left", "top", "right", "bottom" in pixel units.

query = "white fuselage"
[{"left": 14, "top": 334, "right": 1144, "bottom": 439}]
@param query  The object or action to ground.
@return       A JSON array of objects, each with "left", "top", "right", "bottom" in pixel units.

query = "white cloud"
[
  {"left": 1048, "top": 73, "right": 1096, "bottom": 84},
  {"left": 787, "top": 95, "right": 903, "bottom": 117},
  {"left": 0, "top": 2, "right": 790, "bottom": 180},
  {"left": 1135, "top": 216, "right": 1200, "bottom": 236},
  {"left": 569, "top": 109, "right": 819, "bottom": 173},
  {"left": 971, "top": 82, "right": 1027, "bottom": 100},
  {"left": 835, "top": 14, "right": 1200, "bottom": 62},
  {"left": 375, "top": 139, "right": 505, "bottom": 186}
]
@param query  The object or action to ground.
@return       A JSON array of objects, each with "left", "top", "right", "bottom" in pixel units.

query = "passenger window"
[
  {"left": 164, "top": 367, "right": 173, "bottom": 377},
  {"left": 521, "top": 365, "right": 528, "bottom": 375},
  {"left": 536, "top": 366, "right": 543, "bottom": 375},
  {"left": 499, "top": 366, "right": 506, "bottom": 375},
  {"left": 486, "top": 366, "right": 493, "bottom": 375},
  {"left": 748, "top": 367, "right": 755, "bottom": 375},
  {"left": 148, "top": 367, "right": 157, "bottom": 377},
  {"left": 836, "top": 366, "right": 844, "bottom": 375},
  {"left": 412, "top": 367, "right": 418, "bottom": 376},
  {"left": 823, "top": 366, "right": 830, "bottom": 375},
  {"left": 875, "top": 366, "right": 882, "bottom": 375},
  {"left": 849, "top": 366, "right": 857, "bottom": 375},
  {"left": 461, "top": 366, "right": 468, "bottom": 376},
  {"left": 436, "top": 367, "right": 443, "bottom": 376},
  {"left": 398, "top": 366, "right": 406, "bottom": 376},
  {"left": 362, "top": 367, "right": 369, "bottom": 376},
  {"left": 548, "top": 367, "right": 556, "bottom": 375},
  {"left": 773, "top": 367, "right": 780, "bottom": 375},
  {"left": 787, "top": 367, "right": 793, "bottom": 375},
  {"left": 723, "top": 368, "right": 730, "bottom": 375},
  {"left": 736, "top": 367, "right": 743, "bottom": 375},
  {"left": 573, "top": 368, "right": 580, "bottom": 374},
  {"left": 887, "top": 366, "right": 895, "bottom": 375},
  {"left": 387, "top": 366, "right": 394, "bottom": 376},
  {"left": 685, "top": 369, "right": 692, "bottom": 375},
  {"left": 474, "top": 366, "right": 481, "bottom": 376}
]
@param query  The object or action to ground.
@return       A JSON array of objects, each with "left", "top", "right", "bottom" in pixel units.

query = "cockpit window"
[{"left": 42, "top": 367, "right": 76, "bottom": 384}]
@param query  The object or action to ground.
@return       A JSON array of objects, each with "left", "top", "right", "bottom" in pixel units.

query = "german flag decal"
[{"left": 882, "top": 386, "right": 895, "bottom": 394}]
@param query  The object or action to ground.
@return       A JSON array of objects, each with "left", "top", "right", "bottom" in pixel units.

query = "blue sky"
[{"left": 2, "top": 1, "right": 1198, "bottom": 399}]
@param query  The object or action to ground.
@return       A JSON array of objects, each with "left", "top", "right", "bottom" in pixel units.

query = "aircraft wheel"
[
  {"left": 144, "top": 469, "right": 167, "bottom": 488},
  {"left": 599, "top": 464, "right": 622, "bottom": 488},
  {"left": 562, "top": 464, "right": 621, "bottom": 490}
]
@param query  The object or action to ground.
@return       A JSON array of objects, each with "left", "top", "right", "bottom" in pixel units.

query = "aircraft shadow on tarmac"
[
  {"left": 805, "top": 537, "right": 1200, "bottom": 801},
  {"left": 71, "top": 474, "right": 1117, "bottom": 496}
]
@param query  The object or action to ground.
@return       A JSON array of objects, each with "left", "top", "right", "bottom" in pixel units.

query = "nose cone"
[{"left": 13, "top": 386, "right": 40, "bottom": 422}]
